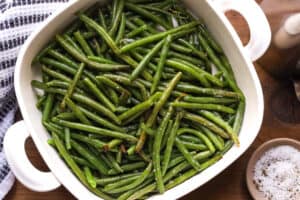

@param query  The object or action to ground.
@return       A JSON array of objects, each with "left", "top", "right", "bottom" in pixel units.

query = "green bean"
[
  {"left": 174, "top": 82, "right": 242, "bottom": 99},
  {"left": 130, "top": 50, "right": 161, "bottom": 73},
  {"left": 183, "top": 96, "right": 237, "bottom": 105},
  {"left": 42, "top": 65, "right": 72, "bottom": 83},
  {"left": 83, "top": 78, "right": 116, "bottom": 112},
  {"left": 198, "top": 33, "right": 240, "bottom": 93},
  {"left": 233, "top": 101, "right": 245, "bottom": 134},
  {"left": 179, "top": 135, "right": 203, "bottom": 144},
  {"left": 55, "top": 112, "right": 76, "bottom": 121},
  {"left": 163, "top": 150, "right": 212, "bottom": 183},
  {"left": 177, "top": 128, "right": 215, "bottom": 153},
  {"left": 161, "top": 119, "right": 173, "bottom": 150},
  {"left": 71, "top": 92, "right": 120, "bottom": 124},
  {"left": 82, "top": 31, "right": 97, "bottom": 39},
  {"left": 172, "top": 102, "right": 236, "bottom": 114},
  {"left": 33, "top": 42, "right": 56, "bottom": 63},
  {"left": 151, "top": 35, "right": 172, "bottom": 94},
  {"left": 127, "top": 25, "right": 148, "bottom": 38},
  {"left": 220, "top": 55, "right": 235, "bottom": 79},
  {"left": 175, "top": 138, "right": 202, "bottom": 171},
  {"left": 108, "top": 161, "right": 146, "bottom": 175},
  {"left": 165, "top": 154, "right": 222, "bottom": 190},
  {"left": 109, "top": 0, "right": 124, "bottom": 38},
  {"left": 141, "top": 123, "right": 155, "bottom": 136},
  {"left": 63, "top": 34, "right": 85, "bottom": 54},
  {"left": 71, "top": 133, "right": 106, "bottom": 150},
  {"left": 106, "top": 139, "right": 122, "bottom": 150},
  {"left": 118, "top": 92, "right": 161, "bottom": 121},
  {"left": 125, "top": 2, "right": 171, "bottom": 29},
  {"left": 136, "top": 72, "right": 182, "bottom": 152},
  {"left": 90, "top": 39, "right": 102, "bottom": 56},
  {"left": 65, "top": 98, "right": 91, "bottom": 125},
  {"left": 103, "top": 74, "right": 149, "bottom": 100},
  {"left": 164, "top": 59, "right": 210, "bottom": 87},
  {"left": 47, "top": 49, "right": 78, "bottom": 69},
  {"left": 84, "top": 166, "right": 97, "bottom": 188},
  {"left": 78, "top": 106, "right": 125, "bottom": 132},
  {"left": 162, "top": 112, "right": 182, "bottom": 175},
  {"left": 52, "top": 133, "right": 113, "bottom": 199},
  {"left": 184, "top": 112, "right": 229, "bottom": 139},
  {"left": 43, "top": 122, "right": 63, "bottom": 134},
  {"left": 168, "top": 51, "right": 204, "bottom": 66},
  {"left": 199, "top": 110, "right": 239, "bottom": 145},
  {"left": 200, "top": 27, "right": 223, "bottom": 54},
  {"left": 52, "top": 118, "right": 137, "bottom": 142},
  {"left": 96, "top": 76, "right": 130, "bottom": 99},
  {"left": 221, "top": 140, "right": 234, "bottom": 155},
  {"left": 139, "top": 149, "right": 151, "bottom": 163},
  {"left": 95, "top": 172, "right": 141, "bottom": 186},
  {"left": 115, "top": 13, "right": 126, "bottom": 44},
  {"left": 107, "top": 152, "right": 124, "bottom": 173},
  {"left": 177, "top": 38, "right": 207, "bottom": 60},
  {"left": 79, "top": 14, "right": 153, "bottom": 81},
  {"left": 130, "top": 39, "right": 164, "bottom": 81},
  {"left": 199, "top": 126, "right": 224, "bottom": 151},
  {"left": 104, "top": 175, "right": 139, "bottom": 191},
  {"left": 139, "top": 4, "right": 172, "bottom": 16},
  {"left": 64, "top": 127, "right": 71, "bottom": 150},
  {"left": 46, "top": 82, "right": 85, "bottom": 96},
  {"left": 70, "top": 139, "right": 109, "bottom": 175},
  {"left": 116, "top": 150, "right": 122, "bottom": 164},
  {"left": 125, "top": 19, "right": 139, "bottom": 32},
  {"left": 171, "top": 58, "right": 223, "bottom": 87},
  {"left": 42, "top": 94, "right": 54, "bottom": 122},
  {"left": 153, "top": 106, "right": 173, "bottom": 193},
  {"left": 118, "top": 177, "right": 154, "bottom": 200},
  {"left": 181, "top": 140, "right": 207, "bottom": 151},
  {"left": 120, "top": 21, "right": 199, "bottom": 53},
  {"left": 105, "top": 162, "right": 152, "bottom": 194},
  {"left": 87, "top": 56, "right": 117, "bottom": 64},
  {"left": 127, "top": 145, "right": 136, "bottom": 156},
  {"left": 130, "top": 17, "right": 156, "bottom": 33},
  {"left": 56, "top": 34, "right": 129, "bottom": 71},
  {"left": 108, "top": 88, "right": 120, "bottom": 105},
  {"left": 74, "top": 31, "right": 95, "bottom": 56},
  {"left": 115, "top": 106, "right": 130, "bottom": 113},
  {"left": 98, "top": 9, "right": 108, "bottom": 30},
  {"left": 170, "top": 43, "right": 194, "bottom": 54},
  {"left": 40, "top": 58, "right": 79, "bottom": 80},
  {"left": 127, "top": 183, "right": 156, "bottom": 200},
  {"left": 71, "top": 155, "right": 97, "bottom": 170},
  {"left": 79, "top": 14, "right": 119, "bottom": 53},
  {"left": 61, "top": 63, "right": 85, "bottom": 109},
  {"left": 122, "top": 110, "right": 145, "bottom": 125},
  {"left": 36, "top": 95, "right": 47, "bottom": 110},
  {"left": 167, "top": 155, "right": 186, "bottom": 170}
]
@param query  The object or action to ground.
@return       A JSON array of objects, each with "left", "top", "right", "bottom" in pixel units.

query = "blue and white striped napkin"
[{"left": 0, "top": 0, "right": 69, "bottom": 198}]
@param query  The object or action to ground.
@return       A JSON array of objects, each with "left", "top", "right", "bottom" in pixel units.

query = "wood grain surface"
[{"left": 5, "top": 1, "right": 300, "bottom": 200}]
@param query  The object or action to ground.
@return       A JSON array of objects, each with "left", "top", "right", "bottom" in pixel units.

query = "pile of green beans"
[{"left": 31, "top": 0, "right": 245, "bottom": 199}]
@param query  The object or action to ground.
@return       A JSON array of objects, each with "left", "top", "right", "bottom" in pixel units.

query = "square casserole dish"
[{"left": 4, "top": 0, "right": 271, "bottom": 199}]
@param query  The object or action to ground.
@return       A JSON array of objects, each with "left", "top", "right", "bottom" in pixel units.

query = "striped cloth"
[{"left": 0, "top": 0, "right": 69, "bottom": 198}]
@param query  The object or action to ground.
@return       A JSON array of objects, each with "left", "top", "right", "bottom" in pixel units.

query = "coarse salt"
[{"left": 253, "top": 145, "right": 300, "bottom": 200}]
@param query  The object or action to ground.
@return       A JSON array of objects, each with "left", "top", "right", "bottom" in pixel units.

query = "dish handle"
[
  {"left": 213, "top": 0, "right": 271, "bottom": 61},
  {"left": 3, "top": 120, "right": 61, "bottom": 192}
]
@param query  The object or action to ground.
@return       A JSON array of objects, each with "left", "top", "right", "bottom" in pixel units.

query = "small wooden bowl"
[{"left": 246, "top": 138, "right": 300, "bottom": 200}]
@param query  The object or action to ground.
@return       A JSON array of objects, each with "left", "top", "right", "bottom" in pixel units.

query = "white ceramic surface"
[{"left": 4, "top": 0, "right": 271, "bottom": 199}]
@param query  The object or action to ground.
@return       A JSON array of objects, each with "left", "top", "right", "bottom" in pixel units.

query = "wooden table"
[{"left": 5, "top": 2, "right": 300, "bottom": 200}]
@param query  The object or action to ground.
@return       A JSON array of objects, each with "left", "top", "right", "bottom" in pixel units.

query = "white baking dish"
[{"left": 3, "top": 0, "right": 271, "bottom": 199}]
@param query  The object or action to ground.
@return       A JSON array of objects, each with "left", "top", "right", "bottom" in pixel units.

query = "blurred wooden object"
[
  {"left": 6, "top": 1, "right": 300, "bottom": 199},
  {"left": 257, "top": 0, "right": 300, "bottom": 78}
]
